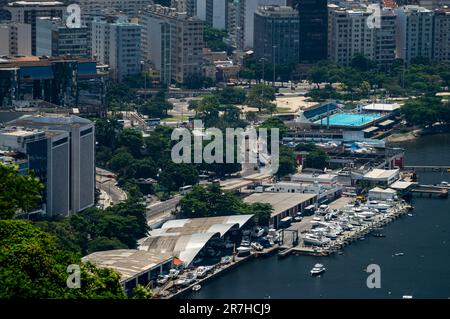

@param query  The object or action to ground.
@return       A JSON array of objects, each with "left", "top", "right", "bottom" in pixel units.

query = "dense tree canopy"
[
  {"left": 0, "top": 164, "right": 44, "bottom": 219},
  {"left": 401, "top": 96, "right": 450, "bottom": 128},
  {"left": 246, "top": 84, "right": 277, "bottom": 113},
  {"left": 0, "top": 220, "right": 125, "bottom": 299}
]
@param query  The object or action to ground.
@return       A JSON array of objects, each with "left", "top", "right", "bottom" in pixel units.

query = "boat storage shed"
[{"left": 138, "top": 215, "right": 254, "bottom": 267}]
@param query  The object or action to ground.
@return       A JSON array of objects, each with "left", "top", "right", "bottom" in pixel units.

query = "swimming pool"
[{"left": 314, "top": 113, "right": 381, "bottom": 127}]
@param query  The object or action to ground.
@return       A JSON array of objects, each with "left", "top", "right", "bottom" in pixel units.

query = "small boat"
[
  {"left": 337, "top": 251, "right": 344, "bottom": 255},
  {"left": 236, "top": 246, "right": 251, "bottom": 256},
  {"left": 407, "top": 213, "right": 413, "bottom": 217},
  {"left": 311, "top": 263, "right": 326, "bottom": 276},
  {"left": 192, "top": 284, "right": 201, "bottom": 292},
  {"left": 373, "top": 233, "right": 386, "bottom": 238},
  {"left": 402, "top": 295, "right": 413, "bottom": 299},
  {"left": 394, "top": 252, "right": 405, "bottom": 256}
]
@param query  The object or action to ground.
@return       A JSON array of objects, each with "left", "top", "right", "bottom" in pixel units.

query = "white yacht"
[
  {"left": 303, "top": 234, "right": 330, "bottom": 246},
  {"left": 195, "top": 266, "right": 210, "bottom": 278},
  {"left": 168, "top": 269, "right": 180, "bottom": 279},
  {"left": 310, "top": 263, "right": 326, "bottom": 276}
]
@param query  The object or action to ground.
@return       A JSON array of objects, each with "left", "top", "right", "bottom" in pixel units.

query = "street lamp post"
[{"left": 272, "top": 45, "right": 277, "bottom": 87}]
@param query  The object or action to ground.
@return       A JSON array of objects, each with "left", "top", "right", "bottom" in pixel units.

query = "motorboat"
[
  {"left": 175, "top": 272, "right": 197, "bottom": 286},
  {"left": 436, "top": 181, "right": 449, "bottom": 189},
  {"left": 236, "top": 246, "right": 252, "bottom": 256},
  {"left": 196, "top": 266, "right": 210, "bottom": 278},
  {"left": 168, "top": 269, "right": 180, "bottom": 278},
  {"left": 192, "top": 284, "right": 201, "bottom": 292},
  {"left": 402, "top": 295, "right": 413, "bottom": 299},
  {"left": 220, "top": 256, "right": 232, "bottom": 264},
  {"left": 372, "top": 233, "right": 386, "bottom": 238},
  {"left": 156, "top": 274, "right": 169, "bottom": 285},
  {"left": 252, "top": 227, "right": 265, "bottom": 237},
  {"left": 394, "top": 252, "right": 404, "bottom": 257},
  {"left": 310, "top": 263, "right": 326, "bottom": 276},
  {"left": 303, "top": 234, "right": 330, "bottom": 246},
  {"left": 251, "top": 242, "right": 264, "bottom": 251}
]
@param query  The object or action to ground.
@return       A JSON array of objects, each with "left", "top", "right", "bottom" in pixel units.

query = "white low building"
[
  {"left": 363, "top": 168, "right": 400, "bottom": 186},
  {"left": 271, "top": 181, "right": 343, "bottom": 204},
  {"left": 362, "top": 102, "right": 401, "bottom": 113},
  {"left": 368, "top": 187, "right": 397, "bottom": 201}
]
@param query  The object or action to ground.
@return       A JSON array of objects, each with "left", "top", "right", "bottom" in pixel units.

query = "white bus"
[{"left": 179, "top": 185, "right": 193, "bottom": 195}]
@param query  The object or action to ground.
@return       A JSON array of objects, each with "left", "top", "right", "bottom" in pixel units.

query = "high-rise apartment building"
[
  {"left": 140, "top": 5, "right": 204, "bottom": 84},
  {"left": 0, "top": 21, "right": 31, "bottom": 56},
  {"left": 298, "top": 0, "right": 328, "bottom": 63},
  {"left": 91, "top": 16, "right": 141, "bottom": 81},
  {"left": 253, "top": 5, "right": 299, "bottom": 65},
  {"left": 36, "top": 17, "right": 88, "bottom": 57},
  {"left": 328, "top": 5, "right": 396, "bottom": 68},
  {"left": 186, "top": 0, "right": 227, "bottom": 29},
  {"left": 433, "top": 6, "right": 450, "bottom": 62},
  {"left": 395, "top": 5, "right": 434, "bottom": 64},
  {"left": 6, "top": 1, "right": 65, "bottom": 55}
]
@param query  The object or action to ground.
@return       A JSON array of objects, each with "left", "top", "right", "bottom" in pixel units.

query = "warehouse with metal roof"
[{"left": 138, "top": 214, "right": 254, "bottom": 267}]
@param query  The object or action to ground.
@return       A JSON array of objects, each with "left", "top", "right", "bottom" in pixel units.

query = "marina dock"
[
  {"left": 411, "top": 185, "right": 449, "bottom": 198},
  {"left": 283, "top": 201, "right": 412, "bottom": 257}
]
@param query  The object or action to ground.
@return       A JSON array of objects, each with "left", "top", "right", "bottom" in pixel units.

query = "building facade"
[
  {"left": 253, "top": 5, "right": 299, "bottom": 65},
  {"left": 433, "top": 6, "right": 450, "bottom": 63},
  {"left": 6, "top": 1, "right": 65, "bottom": 55},
  {"left": 0, "top": 21, "right": 32, "bottom": 56},
  {"left": 395, "top": 5, "right": 434, "bottom": 64},
  {"left": 237, "top": 0, "right": 286, "bottom": 50},
  {"left": 75, "top": 0, "right": 154, "bottom": 16},
  {"left": 0, "top": 56, "right": 106, "bottom": 110},
  {"left": 140, "top": 5, "right": 204, "bottom": 85},
  {"left": 6, "top": 114, "right": 95, "bottom": 215},
  {"left": 328, "top": 5, "right": 396, "bottom": 68},
  {"left": 298, "top": 0, "right": 328, "bottom": 63},
  {"left": 36, "top": 17, "right": 88, "bottom": 57},
  {"left": 91, "top": 16, "right": 141, "bottom": 81}
]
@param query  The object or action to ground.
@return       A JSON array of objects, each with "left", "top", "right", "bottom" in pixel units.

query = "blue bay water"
[{"left": 185, "top": 134, "right": 450, "bottom": 299}]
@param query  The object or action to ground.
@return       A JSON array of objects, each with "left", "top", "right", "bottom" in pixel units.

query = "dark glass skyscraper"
[{"left": 297, "top": 0, "right": 328, "bottom": 63}]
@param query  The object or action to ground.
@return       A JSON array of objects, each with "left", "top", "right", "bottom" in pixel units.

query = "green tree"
[
  {"left": 277, "top": 145, "right": 297, "bottom": 178},
  {"left": 247, "top": 203, "right": 272, "bottom": 227},
  {"left": 0, "top": 220, "right": 126, "bottom": 299},
  {"left": 159, "top": 162, "right": 199, "bottom": 193},
  {"left": 0, "top": 164, "right": 44, "bottom": 219},
  {"left": 304, "top": 149, "right": 329, "bottom": 170},
  {"left": 246, "top": 84, "right": 277, "bottom": 113},
  {"left": 131, "top": 285, "right": 153, "bottom": 299},
  {"left": 117, "top": 129, "right": 144, "bottom": 158}
]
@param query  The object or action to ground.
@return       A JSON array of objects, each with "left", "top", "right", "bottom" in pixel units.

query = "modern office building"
[
  {"left": 36, "top": 17, "right": 88, "bottom": 57},
  {"left": 237, "top": 0, "right": 286, "bottom": 50},
  {"left": 0, "top": 21, "right": 32, "bottom": 56},
  {"left": 91, "top": 16, "right": 141, "bottom": 81},
  {"left": 395, "top": 5, "right": 434, "bottom": 64},
  {"left": 5, "top": 114, "right": 95, "bottom": 215},
  {"left": 433, "top": 6, "right": 450, "bottom": 63},
  {"left": 0, "top": 56, "right": 106, "bottom": 111},
  {"left": 328, "top": 5, "right": 396, "bottom": 68},
  {"left": 74, "top": 0, "right": 154, "bottom": 17},
  {"left": 253, "top": 5, "right": 299, "bottom": 65},
  {"left": 298, "top": 0, "right": 328, "bottom": 63},
  {"left": 140, "top": 5, "right": 204, "bottom": 85},
  {"left": 5, "top": 1, "right": 65, "bottom": 55}
]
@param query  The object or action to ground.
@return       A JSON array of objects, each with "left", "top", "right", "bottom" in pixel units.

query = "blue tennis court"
[{"left": 314, "top": 113, "right": 381, "bottom": 127}]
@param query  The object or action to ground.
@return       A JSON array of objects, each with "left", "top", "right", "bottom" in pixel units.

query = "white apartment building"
[
  {"left": 395, "top": 5, "right": 434, "bottom": 64},
  {"left": 91, "top": 16, "right": 141, "bottom": 81},
  {"left": 140, "top": 5, "right": 204, "bottom": 84},
  {"left": 328, "top": 5, "right": 396, "bottom": 67},
  {"left": 0, "top": 21, "right": 31, "bottom": 56}
]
